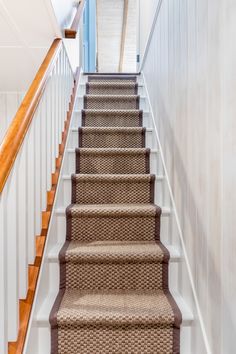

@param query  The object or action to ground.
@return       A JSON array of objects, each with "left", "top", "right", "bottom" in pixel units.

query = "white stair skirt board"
[{"left": 24, "top": 76, "right": 195, "bottom": 354}]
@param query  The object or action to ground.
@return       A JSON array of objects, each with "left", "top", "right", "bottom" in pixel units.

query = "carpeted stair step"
[
  {"left": 75, "top": 148, "right": 150, "bottom": 174},
  {"left": 79, "top": 127, "right": 146, "bottom": 148},
  {"left": 84, "top": 95, "right": 140, "bottom": 109},
  {"left": 82, "top": 109, "right": 143, "bottom": 127},
  {"left": 88, "top": 75, "right": 137, "bottom": 82},
  {"left": 59, "top": 240, "right": 169, "bottom": 290},
  {"left": 71, "top": 174, "right": 155, "bottom": 204},
  {"left": 50, "top": 72, "right": 182, "bottom": 353},
  {"left": 86, "top": 82, "right": 138, "bottom": 95},
  {"left": 66, "top": 204, "right": 161, "bottom": 242},
  {"left": 50, "top": 289, "right": 181, "bottom": 354}
]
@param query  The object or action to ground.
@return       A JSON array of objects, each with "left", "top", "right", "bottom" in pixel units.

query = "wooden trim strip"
[
  {"left": 119, "top": 0, "right": 129, "bottom": 72},
  {"left": 0, "top": 39, "right": 62, "bottom": 194},
  {"left": 65, "top": 0, "right": 86, "bottom": 39},
  {"left": 8, "top": 67, "right": 81, "bottom": 354}
]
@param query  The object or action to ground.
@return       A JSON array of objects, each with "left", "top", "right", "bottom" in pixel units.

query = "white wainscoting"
[
  {"left": 140, "top": 0, "right": 236, "bottom": 353},
  {"left": 0, "top": 92, "right": 25, "bottom": 143}
]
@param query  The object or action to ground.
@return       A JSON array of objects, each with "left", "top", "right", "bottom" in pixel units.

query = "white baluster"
[
  {"left": 6, "top": 168, "right": 19, "bottom": 341},
  {"left": 41, "top": 96, "right": 47, "bottom": 212},
  {"left": 27, "top": 123, "right": 36, "bottom": 264},
  {"left": 47, "top": 79, "right": 52, "bottom": 191},
  {"left": 0, "top": 189, "right": 7, "bottom": 353},
  {"left": 17, "top": 144, "right": 28, "bottom": 299},
  {"left": 34, "top": 109, "right": 42, "bottom": 236},
  {"left": 55, "top": 61, "right": 59, "bottom": 158},
  {"left": 51, "top": 68, "right": 56, "bottom": 174}
]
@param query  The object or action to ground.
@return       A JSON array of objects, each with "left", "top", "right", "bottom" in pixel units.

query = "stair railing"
[
  {"left": 64, "top": 0, "right": 86, "bottom": 72},
  {"left": 0, "top": 38, "right": 76, "bottom": 353}
]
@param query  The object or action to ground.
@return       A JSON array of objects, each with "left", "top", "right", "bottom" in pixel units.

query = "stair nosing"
[
  {"left": 48, "top": 243, "right": 181, "bottom": 263},
  {"left": 55, "top": 206, "right": 171, "bottom": 216}
]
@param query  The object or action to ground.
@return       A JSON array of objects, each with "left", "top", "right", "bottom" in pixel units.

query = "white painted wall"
[
  {"left": 141, "top": 0, "right": 236, "bottom": 353},
  {"left": 0, "top": 0, "right": 60, "bottom": 91},
  {"left": 50, "top": 0, "right": 77, "bottom": 29},
  {"left": 138, "top": 0, "right": 158, "bottom": 63},
  {"left": 0, "top": 92, "right": 25, "bottom": 143},
  {"left": 122, "top": 0, "right": 137, "bottom": 72},
  {"left": 97, "top": 0, "right": 124, "bottom": 72},
  {"left": 0, "top": 0, "right": 73, "bottom": 142}
]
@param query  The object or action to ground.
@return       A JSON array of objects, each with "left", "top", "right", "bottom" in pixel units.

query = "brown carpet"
[{"left": 50, "top": 75, "right": 182, "bottom": 353}]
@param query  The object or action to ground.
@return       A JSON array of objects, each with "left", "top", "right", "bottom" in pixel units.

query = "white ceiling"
[{"left": 0, "top": 0, "right": 61, "bottom": 91}]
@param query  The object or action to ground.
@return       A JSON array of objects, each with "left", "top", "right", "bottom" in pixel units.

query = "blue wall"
[{"left": 83, "top": 0, "right": 96, "bottom": 72}]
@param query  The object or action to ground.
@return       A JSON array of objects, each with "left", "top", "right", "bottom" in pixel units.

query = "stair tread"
[
  {"left": 81, "top": 109, "right": 142, "bottom": 113},
  {"left": 84, "top": 94, "right": 139, "bottom": 98},
  {"left": 81, "top": 109, "right": 144, "bottom": 127},
  {"left": 66, "top": 203, "right": 160, "bottom": 216},
  {"left": 48, "top": 243, "right": 181, "bottom": 262},
  {"left": 86, "top": 82, "right": 138, "bottom": 88},
  {"left": 79, "top": 127, "right": 145, "bottom": 132},
  {"left": 87, "top": 74, "right": 137, "bottom": 82},
  {"left": 37, "top": 291, "right": 193, "bottom": 326},
  {"left": 72, "top": 173, "right": 155, "bottom": 181},
  {"left": 62, "top": 240, "right": 169, "bottom": 263},
  {"left": 76, "top": 148, "right": 149, "bottom": 154},
  {"left": 51, "top": 289, "right": 181, "bottom": 327}
]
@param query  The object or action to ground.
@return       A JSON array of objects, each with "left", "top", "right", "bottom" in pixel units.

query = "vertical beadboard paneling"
[
  {"left": 140, "top": 0, "right": 236, "bottom": 352},
  {"left": 221, "top": 2, "right": 236, "bottom": 353},
  {"left": 0, "top": 92, "right": 25, "bottom": 143}
]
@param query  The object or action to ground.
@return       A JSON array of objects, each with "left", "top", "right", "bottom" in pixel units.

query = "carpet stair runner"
[{"left": 50, "top": 75, "right": 182, "bottom": 353}]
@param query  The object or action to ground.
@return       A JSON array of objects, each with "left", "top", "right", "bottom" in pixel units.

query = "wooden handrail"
[
  {"left": 65, "top": 0, "right": 86, "bottom": 38},
  {"left": 0, "top": 38, "right": 62, "bottom": 194}
]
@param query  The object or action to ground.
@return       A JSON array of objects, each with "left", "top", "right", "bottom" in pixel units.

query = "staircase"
[
  {"left": 48, "top": 74, "right": 181, "bottom": 353},
  {"left": 24, "top": 73, "right": 194, "bottom": 354}
]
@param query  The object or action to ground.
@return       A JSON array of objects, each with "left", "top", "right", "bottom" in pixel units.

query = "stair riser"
[
  {"left": 84, "top": 97, "right": 140, "bottom": 110},
  {"left": 71, "top": 111, "right": 152, "bottom": 130},
  {"left": 78, "top": 130, "right": 146, "bottom": 149},
  {"left": 62, "top": 149, "right": 158, "bottom": 175},
  {"left": 50, "top": 210, "right": 171, "bottom": 245},
  {"left": 85, "top": 85, "right": 139, "bottom": 95},
  {"left": 60, "top": 261, "right": 168, "bottom": 291},
  {"left": 76, "top": 96, "right": 148, "bottom": 111},
  {"left": 71, "top": 177, "right": 155, "bottom": 204},
  {"left": 52, "top": 326, "right": 179, "bottom": 354},
  {"left": 78, "top": 84, "right": 145, "bottom": 96},
  {"left": 58, "top": 176, "right": 163, "bottom": 208},
  {"left": 66, "top": 212, "right": 160, "bottom": 242},
  {"left": 28, "top": 321, "right": 192, "bottom": 354},
  {"left": 45, "top": 249, "right": 181, "bottom": 294},
  {"left": 76, "top": 151, "right": 150, "bottom": 174}
]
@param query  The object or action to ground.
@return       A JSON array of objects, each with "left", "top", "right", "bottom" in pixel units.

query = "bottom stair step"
[{"left": 50, "top": 289, "right": 181, "bottom": 354}]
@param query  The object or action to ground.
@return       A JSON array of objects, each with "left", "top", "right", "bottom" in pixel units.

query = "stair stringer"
[{"left": 24, "top": 73, "right": 194, "bottom": 354}]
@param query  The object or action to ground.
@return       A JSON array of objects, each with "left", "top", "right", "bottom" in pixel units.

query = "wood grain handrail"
[
  {"left": 65, "top": 0, "right": 86, "bottom": 38},
  {"left": 0, "top": 38, "right": 62, "bottom": 194}
]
